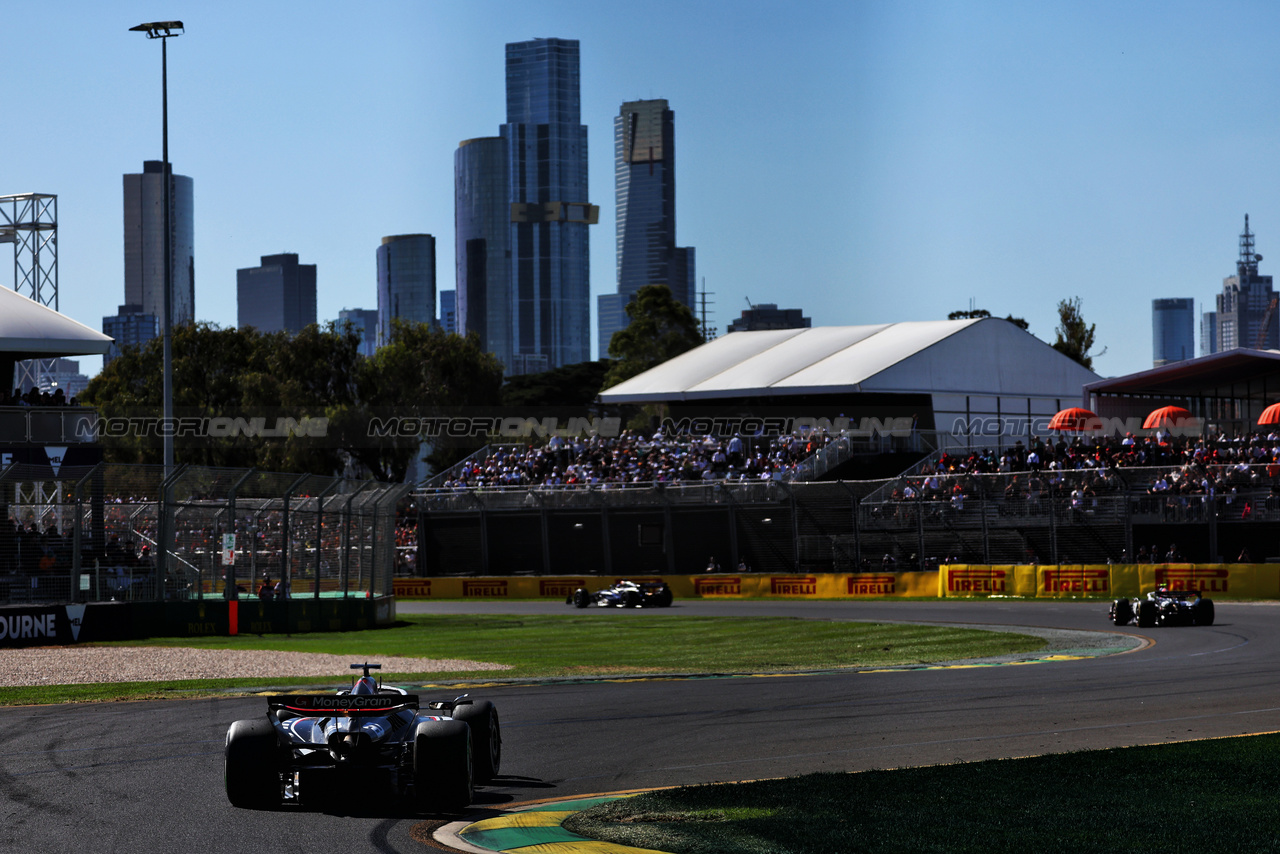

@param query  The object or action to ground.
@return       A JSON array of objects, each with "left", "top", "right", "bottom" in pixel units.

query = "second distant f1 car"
[
  {"left": 1109, "top": 586, "right": 1215, "bottom": 628},
  {"left": 568, "top": 579, "right": 673, "bottom": 608}
]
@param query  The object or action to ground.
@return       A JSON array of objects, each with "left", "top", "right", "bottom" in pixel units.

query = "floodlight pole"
[{"left": 130, "top": 20, "right": 183, "bottom": 479}]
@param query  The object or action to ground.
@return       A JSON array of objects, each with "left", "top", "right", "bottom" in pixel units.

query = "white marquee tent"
[{"left": 599, "top": 318, "right": 1100, "bottom": 443}]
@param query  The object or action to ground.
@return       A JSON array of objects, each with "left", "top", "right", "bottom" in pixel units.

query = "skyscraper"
[
  {"left": 439, "top": 290, "right": 457, "bottom": 335},
  {"left": 1152, "top": 298, "right": 1195, "bottom": 366},
  {"left": 455, "top": 38, "right": 598, "bottom": 375},
  {"left": 597, "top": 99, "right": 695, "bottom": 357},
  {"left": 456, "top": 136, "right": 513, "bottom": 367},
  {"left": 119, "top": 160, "right": 195, "bottom": 332},
  {"left": 236, "top": 253, "right": 317, "bottom": 334},
  {"left": 1211, "top": 216, "right": 1277, "bottom": 352},
  {"left": 376, "top": 234, "right": 436, "bottom": 346},
  {"left": 338, "top": 308, "right": 378, "bottom": 357}
]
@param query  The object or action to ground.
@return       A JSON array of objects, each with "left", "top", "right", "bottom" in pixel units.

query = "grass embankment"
[
  {"left": 0, "top": 614, "right": 1044, "bottom": 705},
  {"left": 567, "top": 734, "right": 1280, "bottom": 854}
]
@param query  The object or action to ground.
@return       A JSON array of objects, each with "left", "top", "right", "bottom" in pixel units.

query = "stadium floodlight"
[{"left": 129, "top": 21, "right": 184, "bottom": 38}]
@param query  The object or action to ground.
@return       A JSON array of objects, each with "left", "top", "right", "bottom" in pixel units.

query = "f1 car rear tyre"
[
  {"left": 1195, "top": 599, "right": 1215, "bottom": 626},
  {"left": 572, "top": 588, "right": 590, "bottom": 608},
  {"left": 225, "top": 718, "right": 281, "bottom": 809},
  {"left": 414, "top": 720, "right": 473, "bottom": 813},
  {"left": 1111, "top": 598, "right": 1132, "bottom": 626},
  {"left": 1136, "top": 599, "right": 1157, "bottom": 628},
  {"left": 453, "top": 700, "right": 501, "bottom": 783}
]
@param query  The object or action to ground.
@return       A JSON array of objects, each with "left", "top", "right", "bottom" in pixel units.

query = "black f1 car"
[
  {"left": 224, "top": 663, "right": 500, "bottom": 813},
  {"left": 568, "top": 579, "right": 674, "bottom": 608},
  {"left": 1109, "top": 586, "right": 1215, "bottom": 628}
]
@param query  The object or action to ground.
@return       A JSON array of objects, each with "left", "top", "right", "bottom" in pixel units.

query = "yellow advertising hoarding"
[{"left": 393, "top": 564, "right": 1280, "bottom": 600}]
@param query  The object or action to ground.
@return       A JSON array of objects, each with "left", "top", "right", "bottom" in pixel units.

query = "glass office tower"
[
  {"left": 376, "top": 234, "right": 436, "bottom": 347},
  {"left": 236, "top": 253, "right": 317, "bottom": 334},
  {"left": 597, "top": 99, "right": 696, "bottom": 358},
  {"left": 123, "top": 160, "right": 195, "bottom": 326},
  {"left": 501, "top": 37, "right": 597, "bottom": 373},
  {"left": 455, "top": 136, "right": 513, "bottom": 369},
  {"left": 1152, "top": 298, "right": 1195, "bottom": 366}
]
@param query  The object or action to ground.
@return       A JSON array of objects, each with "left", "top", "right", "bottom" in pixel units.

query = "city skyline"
[{"left": 10, "top": 3, "right": 1280, "bottom": 381}]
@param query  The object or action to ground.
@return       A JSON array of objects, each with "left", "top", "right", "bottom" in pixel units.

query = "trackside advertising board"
[
  {"left": 938, "top": 564, "right": 1280, "bottom": 599},
  {"left": 393, "top": 565, "right": 1280, "bottom": 600}
]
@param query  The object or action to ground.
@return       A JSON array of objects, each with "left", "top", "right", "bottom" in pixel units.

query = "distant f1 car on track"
[
  {"left": 568, "top": 579, "right": 674, "bottom": 608},
  {"left": 224, "top": 663, "right": 500, "bottom": 813},
  {"left": 1109, "top": 586, "right": 1215, "bottom": 628}
]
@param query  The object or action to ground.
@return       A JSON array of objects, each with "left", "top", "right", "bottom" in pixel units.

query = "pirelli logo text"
[
  {"left": 770, "top": 576, "right": 817, "bottom": 596},
  {"left": 947, "top": 569, "right": 1008, "bottom": 594},
  {"left": 394, "top": 579, "right": 432, "bottom": 598},
  {"left": 1156, "top": 568, "right": 1230, "bottom": 593},
  {"left": 1042, "top": 568, "right": 1109, "bottom": 594},
  {"left": 540, "top": 579, "right": 586, "bottom": 597},
  {"left": 847, "top": 575, "right": 896, "bottom": 596},
  {"left": 695, "top": 576, "right": 742, "bottom": 596},
  {"left": 463, "top": 580, "right": 509, "bottom": 598}
]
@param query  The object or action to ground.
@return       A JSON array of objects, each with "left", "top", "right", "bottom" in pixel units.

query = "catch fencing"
[{"left": 0, "top": 462, "right": 408, "bottom": 606}]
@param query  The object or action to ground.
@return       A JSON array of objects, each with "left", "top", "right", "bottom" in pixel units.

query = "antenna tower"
[
  {"left": 697, "top": 277, "right": 716, "bottom": 340},
  {"left": 0, "top": 193, "right": 58, "bottom": 391}
]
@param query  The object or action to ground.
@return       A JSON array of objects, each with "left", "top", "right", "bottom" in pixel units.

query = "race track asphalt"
[{"left": 2, "top": 598, "right": 1277, "bottom": 854}]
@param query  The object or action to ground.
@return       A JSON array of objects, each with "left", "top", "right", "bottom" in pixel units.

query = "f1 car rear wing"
[{"left": 270, "top": 694, "right": 420, "bottom": 716}]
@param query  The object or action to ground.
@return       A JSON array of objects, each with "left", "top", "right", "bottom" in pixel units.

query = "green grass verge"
[
  {"left": 565, "top": 734, "right": 1280, "bottom": 854},
  {"left": 0, "top": 614, "right": 1044, "bottom": 706}
]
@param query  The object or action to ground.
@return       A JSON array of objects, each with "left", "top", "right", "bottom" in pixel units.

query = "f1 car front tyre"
[
  {"left": 1194, "top": 599, "right": 1215, "bottom": 626},
  {"left": 623, "top": 589, "right": 642, "bottom": 608},
  {"left": 225, "top": 718, "right": 281, "bottom": 809},
  {"left": 453, "top": 700, "right": 502, "bottom": 784},
  {"left": 1110, "top": 598, "right": 1132, "bottom": 626},
  {"left": 414, "top": 720, "right": 473, "bottom": 813},
  {"left": 572, "top": 588, "right": 590, "bottom": 608}
]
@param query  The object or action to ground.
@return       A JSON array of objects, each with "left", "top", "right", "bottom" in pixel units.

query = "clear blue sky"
[{"left": 5, "top": 1, "right": 1280, "bottom": 380}]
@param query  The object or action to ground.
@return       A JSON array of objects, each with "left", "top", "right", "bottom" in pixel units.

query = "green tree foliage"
[
  {"left": 1051, "top": 297, "right": 1105, "bottom": 370},
  {"left": 603, "top": 284, "right": 704, "bottom": 390},
  {"left": 501, "top": 359, "right": 612, "bottom": 408},
  {"left": 354, "top": 320, "right": 504, "bottom": 481},
  {"left": 948, "top": 308, "right": 1029, "bottom": 331},
  {"left": 81, "top": 320, "right": 504, "bottom": 481}
]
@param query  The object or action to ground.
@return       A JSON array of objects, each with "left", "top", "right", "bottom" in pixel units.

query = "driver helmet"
[{"left": 351, "top": 676, "right": 379, "bottom": 695}]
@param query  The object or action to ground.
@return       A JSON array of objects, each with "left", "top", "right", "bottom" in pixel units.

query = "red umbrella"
[
  {"left": 1142, "top": 406, "right": 1195, "bottom": 430},
  {"left": 1048, "top": 407, "right": 1101, "bottom": 431},
  {"left": 1259, "top": 403, "right": 1280, "bottom": 425}
]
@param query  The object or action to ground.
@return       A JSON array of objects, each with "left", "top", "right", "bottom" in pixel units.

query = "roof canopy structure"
[
  {"left": 600, "top": 318, "right": 1098, "bottom": 404},
  {"left": 1085, "top": 348, "right": 1280, "bottom": 432},
  {"left": 0, "top": 286, "right": 112, "bottom": 360}
]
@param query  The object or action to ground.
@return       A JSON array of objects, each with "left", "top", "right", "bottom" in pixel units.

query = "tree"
[
  {"left": 354, "top": 320, "right": 505, "bottom": 481},
  {"left": 1052, "top": 297, "right": 1105, "bottom": 370},
  {"left": 603, "top": 285, "right": 704, "bottom": 390},
  {"left": 502, "top": 359, "right": 612, "bottom": 408},
  {"left": 948, "top": 308, "right": 1029, "bottom": 331}
]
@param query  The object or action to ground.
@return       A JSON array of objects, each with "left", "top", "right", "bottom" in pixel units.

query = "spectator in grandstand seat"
[
  {"left": 705, "top": 556, "right": 720, "bottom": 573},
  {"left": 1135, "top": 545, "right": 1149, "bottom": 563},
  {"left": 258, "top": 575, "right": 275, "bottom": 600}
]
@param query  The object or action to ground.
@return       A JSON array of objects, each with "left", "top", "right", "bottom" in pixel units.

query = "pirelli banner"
[
  {"left": 393, "top": 573, "right": 941, "bottom": 601},
  {"left": 940, "top": 564, "right": 1280, "bottom": 600}
]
